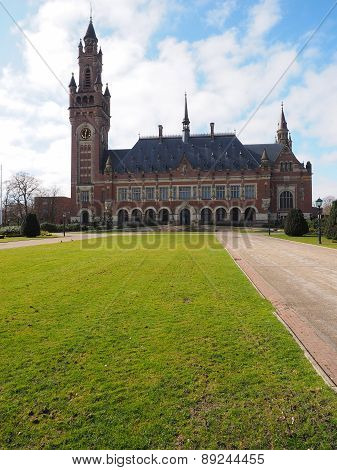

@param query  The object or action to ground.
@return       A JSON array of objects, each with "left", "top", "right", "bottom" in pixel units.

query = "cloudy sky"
[{"left": 0, "top": 0, "right": 337, "bottom": 199}]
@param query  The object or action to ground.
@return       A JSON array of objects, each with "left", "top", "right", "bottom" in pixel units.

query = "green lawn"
[
  {"left": 1, "top": 233, "right": 337, "bottom": 450},
  {"left": 269, "top": 232, "right": 337, "bottom": 248}
]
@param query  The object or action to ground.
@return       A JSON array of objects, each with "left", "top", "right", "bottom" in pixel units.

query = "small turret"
[
  {"left": 277, "top": 102, "right": 291, "bottom": 148},
  {"left": 104, "top": 83, "right": 111, "bottom": 98},
  {"left": 104, "top": 156, "right": 113, "bottom": 176},
  {"left": 78, "top": 39, "right": 83, "bottom": 55},
  {"left": 69, "top": 73, "right": 77, "bottom": 92},
  {"left": 260, "top": 148, "right": 270, "bottom": 168}
]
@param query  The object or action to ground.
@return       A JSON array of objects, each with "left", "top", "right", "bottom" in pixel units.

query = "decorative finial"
[{"left": 90, "top": 2, "right": 93, "bottom": 21}]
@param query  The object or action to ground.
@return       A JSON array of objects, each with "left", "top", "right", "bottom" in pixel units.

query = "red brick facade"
[{"left": 42, "top": 19, "right": 314, "bottom": 227}]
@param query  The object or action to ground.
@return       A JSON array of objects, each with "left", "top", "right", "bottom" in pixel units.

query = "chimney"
[
  {"left": 158, "top": 125, "right": 163, "bottom": 142},
  {"left": 210, "top": 122, "right": 215, "bottom": 140}
]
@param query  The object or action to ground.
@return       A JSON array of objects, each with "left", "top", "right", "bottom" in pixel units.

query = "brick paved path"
[
  {"left": 217, "top": 231, "right": 337, "bottom": 388},
  {"left": 0, "top": 233, "right": 111, "bottom": 250}
]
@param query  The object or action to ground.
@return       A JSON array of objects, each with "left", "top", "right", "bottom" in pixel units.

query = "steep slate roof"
[
  {"left": 106, "top": 134, "right": 264, "bottom": 174},
  {"left": 245, "top": 144, "right": 284, "bottom": 163},
  {"left": 84, "top": 19, "right": 98, "bottom": 41}
]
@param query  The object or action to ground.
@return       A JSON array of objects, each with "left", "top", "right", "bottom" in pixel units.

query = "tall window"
[
  {"left": 280, "top": 162, "right": 293, "bottom": 172},
  {"left": 245, "top": 185, "right": 256, "bottom": 199},
  {"left": 216, "top": 185, "right": 226, "bottom": 200},
  {"left": 81, "top": 191, "right": 89, "bottom": 203},
  {"left": 280, "top": 191, "right": 294, "bottom": 210},
  {"left": 159, "top": 187, "right": 169, "bottom": 201},
  {"left": 131, "top": 187, "right": 141, "bottom": 201},
  {"left": 171, "top": 186, "right": 177, "bottom": 200},
  {"left": 230, "top": 185, "right": 240, "bottom": 199},
  {"left": 201, "top": 186, "right": 211, "bottom": 200},
  {"left": 145, "top": 187, "right": 155, "bottom": 200},
  {"left": 179, "top": 186, "right": 192, "bottom": 200},
  {"left": 118, "top": 188, "right": 128, "bottom": 201},
  {"left": 84, "top": 68, "right": 91, "bottom": 88}
]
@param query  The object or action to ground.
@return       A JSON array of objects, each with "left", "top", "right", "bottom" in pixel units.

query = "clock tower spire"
[{"left": 69, "top": 17, "right": 111, "bottom": 224}]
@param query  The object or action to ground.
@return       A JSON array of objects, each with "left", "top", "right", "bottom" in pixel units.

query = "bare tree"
[
  {"left": 323, "top": 195, "right": 336, "bottom": 216},
  {"left": 4, "top": 172, "right": 42, "bottom": 223}
]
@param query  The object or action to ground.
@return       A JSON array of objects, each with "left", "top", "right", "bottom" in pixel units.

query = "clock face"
[{"left": 81, "top": 128, "right": 91, "bottom": 140}]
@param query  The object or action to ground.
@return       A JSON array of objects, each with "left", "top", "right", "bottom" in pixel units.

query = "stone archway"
[
  {"left": 200, "top": 208, "right": 213, "bottom": 225},
  {"left": 230, "top": 207, "right": 241, "bottom": 223},
  {"left": 244, "top": 207, "right": 256, "bottom": 223},
  {"left": 215, "top": 208, "right": 226, "bottom": 224},
  {"left": 158, "top": 208, "right": 170, "bottom": 225},
  {"left": 180, "top": 208, "right": 191, "bottom": 225},
  {"left": 117, "top": 209, "right": 129, "bottom": 226},
  {"left": 145, "top": 209, "right": 157, "bottom": 225},
  {"left": 131, "top": 209, "right": 142, "bottom": 224}
]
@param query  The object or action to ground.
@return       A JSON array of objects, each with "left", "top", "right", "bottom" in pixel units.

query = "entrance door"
[{"left": 81, "top": 210, "right": 89, "bottom": 225}]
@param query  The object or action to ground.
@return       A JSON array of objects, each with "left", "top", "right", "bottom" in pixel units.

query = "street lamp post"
[
  {"left": 315, "top": 198, "right": 323, "bottom": 245},
  {"left": 63, "top": 213, "right": 66, "bottom": 238},
  {"left": 268, "top": 208, "right": 272, "bottom": 236}
]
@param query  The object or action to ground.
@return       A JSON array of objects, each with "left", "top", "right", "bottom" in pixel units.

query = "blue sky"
[{"left": 0, "top": 0, "right": 336, "bottom": 199}]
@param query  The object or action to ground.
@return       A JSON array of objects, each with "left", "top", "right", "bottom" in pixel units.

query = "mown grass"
[
  {"left": 269, "top": 232, "right": 337, "bottom": 249},
  {"left": 1, "top": 233, "right": 337, "bottom": 450}
]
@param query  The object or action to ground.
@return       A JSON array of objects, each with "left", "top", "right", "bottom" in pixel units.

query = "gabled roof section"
[
  {"left": 107, "top": 134, "right": 261, "bottom": 174},
  {"left": 245, "top": 144, "right": 284, "bottom": 163}
]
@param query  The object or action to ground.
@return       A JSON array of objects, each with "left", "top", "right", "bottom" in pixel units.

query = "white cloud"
[
  {"left": 206, "top": 0, "right": 237, "bottom": 29},
  {"left": 0, "top": 0, "right": 336, "bottom": 200},
  {"left": 248, "top": 0, "right": 281, "bottom": 38}
]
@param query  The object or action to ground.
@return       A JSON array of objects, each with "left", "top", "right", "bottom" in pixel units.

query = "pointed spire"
[
  {"left": 84, "top": 18, "right": 98, "bottom": 42},
  {"left": 279, "top": 102, "right": 288, "bottom": 131},
  {"left": 182, "top": 93, "right": 190, "bottom": 143},
  {"left": 69, "top": 73, "right": 77, "bottom": 88},
  {"left": 183, "top": 92, "right": 190, "bottom": 126},
  {"left": 277, "top": 102, "right": 291, "bottom": 147},
  {"left": 104, "top": 83, "right": 111, "bottom": 98}
]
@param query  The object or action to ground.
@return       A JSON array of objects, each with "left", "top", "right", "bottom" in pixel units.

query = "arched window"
[
  {"left": 280, "top": 191, "right": 293, "bottom": 210},
  {"left": 76, "top": 96, "right": 81, "bottom": 105},
  {"left": 84, "top": 68, "right": 91, "bottom": 88},
  {"left": 89, "top": 96, "right": 94, "bottom": 105}
]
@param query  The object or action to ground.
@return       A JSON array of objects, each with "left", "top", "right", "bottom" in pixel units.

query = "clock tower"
[{"left": 69, "top": 17, "right": 111, "bottom": 223}]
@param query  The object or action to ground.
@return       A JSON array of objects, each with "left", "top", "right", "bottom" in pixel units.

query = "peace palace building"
[{"left": 44, "top": 19, "right": 313, "bottom": 226}]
